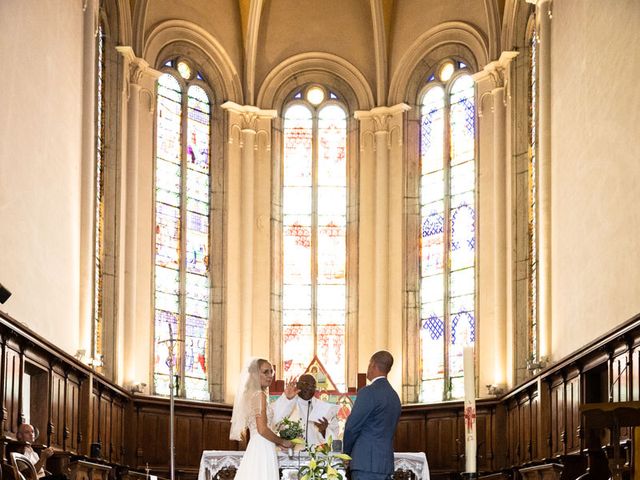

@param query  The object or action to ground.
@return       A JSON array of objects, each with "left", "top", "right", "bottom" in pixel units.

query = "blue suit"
[{"left": 343, "top": 378, "right": 401, "bottom": 480}]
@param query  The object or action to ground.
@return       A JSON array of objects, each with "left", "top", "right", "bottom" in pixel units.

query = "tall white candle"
[{"left": 463, "top": 346, "right": 477, "bottom": 473}]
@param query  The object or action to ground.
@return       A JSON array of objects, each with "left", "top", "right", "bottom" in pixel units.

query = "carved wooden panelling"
[
  {"left": 90, "top": 385, "right": 127, "bottom": 464},
  {"left": 549, "top": 376, "right": 565, "bottom": 457},
  {"left": 505, "top": 399, "right": 519, "bottom": 466},
  {"left": 3, "top": 347, "right": 20, "bottom": 436},
  {"left": 175, "top": 414, "right": 204, "bottom": 467},
  {"left": 69, "top": 460, "right": 111, "bottom": 480},
  {"left": 632, "top": 343, "right": 640, "bottom": 401},
  {"left": 610, "top": 350, "right": 634, "bottom": 443},
  {"left": 91, "top": 390, "right": 100, "bottom": 444},
  {"left": 100, "top": 395, "right": 112, "bottom": 458},
  {"left": 2, "top": 310, "right": 640, "bottom": 480},
  {"left": 503, "top": 386, "right": 539, "bottom": 467},
  {"left": 111, "top": 398, "right": 125, "bottom": 463},
  {"left": 529, "top": 391, "right": 539, "bottom": 461},
  {"left": 394, "top": 415, "right": 426, "bottom": 453},
  {"left": 202, "top": 415, "right": 240, "bottom": 451},
  {"left": 131, "top": 399, "right": 238, "bottom": 472},
  {"left": 425, "top": 413, "right": 459, "bottom": 472},
  {"left": 50, "top": 371, "right": 66, "bottom": 449},
  {"left": 66, "top": 376, "right": 81, "bottom": 453},
  {"left": 518, "top": 394, "right": 532, "bottom": 463},
  {"left": 564, "top": 372, "right": 581, "bottom": 453},
  {"left": 475, "top": 408, "right": 494, "bottom": 472},
  {"left": 137, "top": 410, "right": 170, "bottom": 468},
  {"left": 611, "top": 352, "right": 629, "bottom": 402}
]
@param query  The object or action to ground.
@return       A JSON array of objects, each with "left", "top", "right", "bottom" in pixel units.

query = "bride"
[{"left": 230, "top": 358, "right": 297, "bottom": 479}]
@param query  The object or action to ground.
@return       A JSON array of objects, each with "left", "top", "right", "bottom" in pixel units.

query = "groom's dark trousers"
[{"left": 343, "top": 377, "right": 401, "bottom": 480}]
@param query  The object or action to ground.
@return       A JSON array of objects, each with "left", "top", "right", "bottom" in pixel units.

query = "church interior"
[{"left": 1, "top": 0, "right": 639, "bottom": 478}]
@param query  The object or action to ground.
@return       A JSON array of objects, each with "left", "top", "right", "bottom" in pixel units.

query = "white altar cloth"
[{"left": 198, "top": 450, "right": 429, "bottom": 480}]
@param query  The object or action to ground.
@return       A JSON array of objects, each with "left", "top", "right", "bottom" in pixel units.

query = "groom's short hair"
[{"left": 371, "top": 350, "right": 394, "bottom": 374}]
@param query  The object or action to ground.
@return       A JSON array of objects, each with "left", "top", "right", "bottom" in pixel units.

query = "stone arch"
[
  {"left": 256, "top": 52, "right": 374, "bottom": 112},
  {"left": 389, "top": 21, "right": 489, "bottom": 105},
  {"left": 144, "top": 20, "right": 243, "bottom": 103}
]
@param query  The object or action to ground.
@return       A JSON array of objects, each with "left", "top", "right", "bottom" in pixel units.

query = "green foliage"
[
  {"left": 297, "top": 437, "right": 351, "bottom": 480},
  {"left": 277, "top": 417, "right": 305, "bottom": 441}
]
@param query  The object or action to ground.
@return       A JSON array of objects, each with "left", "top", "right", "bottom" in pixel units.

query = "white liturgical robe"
[{"left": 272, "top": 394, "right": 340, "bottom": 445}]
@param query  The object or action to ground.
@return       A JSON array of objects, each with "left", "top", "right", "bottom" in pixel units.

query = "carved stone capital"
[
  {"left": 116, "top": 46, "right": 162, "bottom": 85},
  {"left": 221, "top": 102, "right": 277, "bottom": 132},
  {"left": 355, "top": 104, "right": 410, "bottom": 150},
  {"left": 472, "top": 51, "right": 518, "bottom": 89},
  {"left": 354, "top": 103, "right": 411, "bottom": 133}
]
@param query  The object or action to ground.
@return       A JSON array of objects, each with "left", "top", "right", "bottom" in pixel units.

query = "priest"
[{"left": 273, "top": 373, "right": 340, "bottom": 445}]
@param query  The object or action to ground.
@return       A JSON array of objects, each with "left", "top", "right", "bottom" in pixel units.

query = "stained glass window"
[
  {"left": 528, "top": 25, "right": 539, "bottom": 363},
  {"left": 419, "top": 63, "right": 476, "bottom": 402},
  {"left": 154, "top": 62, "right": 212, "bottom": 401},
  {"left": 282, "top": 87, "right": 348, "bottom": 392},
  {"left": 92, "top": 19, "right": 106, "bottom": 369}
]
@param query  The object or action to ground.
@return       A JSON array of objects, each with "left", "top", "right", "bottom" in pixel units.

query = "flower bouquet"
[
  {"left": 298, "top": 437, "right": 351, "bottom": 480},
  {"left": 276, "top": 418, "right": 305, "bottom": 457}
]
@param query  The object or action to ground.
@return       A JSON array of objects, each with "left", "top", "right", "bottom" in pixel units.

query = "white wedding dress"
[{"left": 234, "top": 391, "right": 280, "bottom": 480}]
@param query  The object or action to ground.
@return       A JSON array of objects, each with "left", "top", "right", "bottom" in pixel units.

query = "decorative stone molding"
[
  {"left": 257, "top": 52, "right": 374, "bottom": 110},
  {"left": 116, "top": 46, "right": 161, "bottom": 113},
  {"left": 473, "top": 51, "right": 519, "bottom": 89},
  {"left": 221, "top": 102, "right": 277, "bottom": 145},
  {"left": 472, "top": 51, "right": 518, "bottom": 116},
  {"left": 354, "top": 103, "right": 411, "bottom": 148},
  {"left": 116, "top": 47, "right": 161, "bottom": 83},
  {"left": 143, "top": 20, "right": 243, "bottom": 103},
  {"left": 388, "top": 21, "right": 490, "bottom": 105}
]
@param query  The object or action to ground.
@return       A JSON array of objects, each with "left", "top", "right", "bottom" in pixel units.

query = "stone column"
[
  {"left": 78, "top": 0, "right": 99, "bottom": 366},
  {"left": 116, "top": 46, "right": 161, "bottom": 387},
  {"left": 354, "top": 104, "right": 409, "bottom": 387},
  {"left": 527, "top": 0, "right": 552, "bottom": 359},
  {"left": 473, "top": 51, "right": 518, "bottom": 392},
  {"left": 222, "top": 102, "right": 276, "bottom": 401}
]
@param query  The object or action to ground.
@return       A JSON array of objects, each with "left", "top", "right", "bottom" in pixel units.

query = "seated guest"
[
  {"left": 16, "top": 423, "right": 66, "bottom": 480},
  {"left": 273, "top": 374, "right": 340, "bottom": 445}
]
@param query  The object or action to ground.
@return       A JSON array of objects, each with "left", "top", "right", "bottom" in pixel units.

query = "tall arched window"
[
  {"left": 281, "top": 86, "right": 348, "bottom": 392},
  {"left": 93, "top": 17, "right": 106, "bottom": 369},
  {"left": 420, "top": 61, "right": 476, "bottom": 402},
  {"left": 154, "top": 59, "right": 212, "bottom": 400},
  {"left": 92, "top": 3, "right": 119, "bottom": 378},
  {"left": 527, "top": 21, "right": 539, "bottom": 365}
]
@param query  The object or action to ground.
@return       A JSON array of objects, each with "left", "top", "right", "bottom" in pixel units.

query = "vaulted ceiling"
[{"left": 126, "top": 0, "right": 506, "bottom": 106}]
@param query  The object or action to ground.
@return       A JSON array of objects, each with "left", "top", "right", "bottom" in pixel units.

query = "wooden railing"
[{"left": 1, "top": 309, "right": 639, "bottom": 480}]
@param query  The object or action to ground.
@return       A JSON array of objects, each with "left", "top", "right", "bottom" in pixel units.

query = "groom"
[{"left": 343, "top": 351, "right": 401, "bottom": 480}]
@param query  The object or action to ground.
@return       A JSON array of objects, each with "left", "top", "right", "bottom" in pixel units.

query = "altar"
[{"left": 198, "top": 450, "right": 430, "bottom": 480}]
